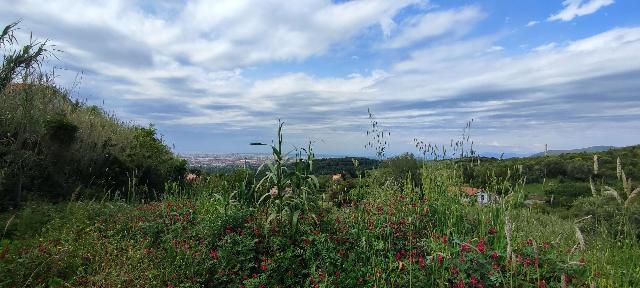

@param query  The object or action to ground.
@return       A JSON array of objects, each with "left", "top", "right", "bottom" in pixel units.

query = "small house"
[{"left": 461, "top": 187, "right": 493, "bottom": 205}]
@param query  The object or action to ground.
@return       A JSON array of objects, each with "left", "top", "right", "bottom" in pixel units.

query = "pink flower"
[
  {"left": 437, "top": 254, "right": 444, "bottom": 264},
  {"left": 491, "top": 251, "right": 498, "bottom": 260},
  {"left": 538, "top": 280, "right": 547, "bottom": 288}
]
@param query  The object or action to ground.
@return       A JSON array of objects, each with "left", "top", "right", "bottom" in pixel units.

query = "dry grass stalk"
[
  {"left": 589, "top": 177, "right": 596, "bottom": 197},
  {"left": 617, "top": 157, "right": 622, "bottom": 180},
  {"left": 2, "top": 214, "right": 15, "bottom": 240},
  {"left": 621, "top": 169, "right": 629, "bottom": 195},
  {"left": 574, "top": 226, "right": 586, "bottom": 250},
  {"left": 505, "top": 214, "right": 513, "bottom": 261},
  {"left": 625, "top": 188, "right": 640, "bottom": 208},
  {"left": 593, "top": 154, "right": 599, "bottom": 175},
  {"left": 603, "top": 186, "right": 622, "bottom": 204}
]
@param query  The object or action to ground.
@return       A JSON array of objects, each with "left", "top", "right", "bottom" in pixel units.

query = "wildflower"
[
  {"left": 442, "top": 235, "right": 449, "bottom": 244},
  {"left": 461, "top": 242, "right": 471, "bottom": 253},
  {"left": 209, "top": 249, "right": 219, "bottom": 260},
  {"left": 253, "top": 273, "right": 258, "bottom": 279},
  {"left": 470, "top": 276, "right": 478, "bottom": 286},
  {"left": 492, "top": 262, "right": 500, "bottom": 270},
  {"left": 488, "top": 227, "right": 497, "bottom": 235},
  {"left": 491, "top": 251, "right": 498, "bottom": 260},
  {"left": 454, "top": 279, "right": 465, "bottom": 288},
  {"left": 395, "top": 252, "right": 402, "bottom": 261},
  {"left": 476, "top": 239, "right": 486, "bottom": 253},
  {"left": 437, "top": 254, "right": 444, "bottom": 264},
  {"left": 260, "top": 264, "right": 268, "bottom": 271},
  {"left": 419, "top": 255, "right": 426, "bottom": 268},
  {"left": 538, "top": 280, "right": 547, "bottom": 288}
]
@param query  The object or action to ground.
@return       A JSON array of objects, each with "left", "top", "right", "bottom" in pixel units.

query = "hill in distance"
[{"left": 529, "top": 145, "right": 616, "bottom": 157}]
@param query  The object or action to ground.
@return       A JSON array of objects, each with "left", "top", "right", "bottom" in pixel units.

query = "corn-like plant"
[{"left": 257, "top": 120, "right": 319, "bottom": 235}]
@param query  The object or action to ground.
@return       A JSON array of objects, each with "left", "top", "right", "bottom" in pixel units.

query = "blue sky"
[{"left": 2, "top": 0, "right": 640, "bottom": 157}]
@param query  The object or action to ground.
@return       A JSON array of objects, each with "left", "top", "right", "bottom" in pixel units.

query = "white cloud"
[
  {"left": 548, "top": 0, "right": 614, "bottom": 22},
  {"left": 1, "top": 0, "right": 421, "bottom": 70},
  {"left": 533, "top": 42, "right": 557, "bottom": 52},
  {"left": 382, "top": 6, "right": 485, "bottom": 49},
  {"left": 526, "top": 20, "right": 539, "bottom": 27}
]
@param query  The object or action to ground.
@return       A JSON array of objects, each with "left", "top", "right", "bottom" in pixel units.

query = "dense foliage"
[
  {"left": 0, "top": 23, "right": 186, "bottom": 209},
  {"left": 461, "top": 145, "right": 640, "bottom": 188}
]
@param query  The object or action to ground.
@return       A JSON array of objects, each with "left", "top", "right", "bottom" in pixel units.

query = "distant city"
[
  {"left": 179, "top": 153, "right": 274, "bottom": 168},
  {"left": 179, "top": 153, "right": 356, "bottom": 168}
]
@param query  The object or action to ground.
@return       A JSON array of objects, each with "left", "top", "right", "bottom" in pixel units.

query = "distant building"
[{"left": 461, "top": 186, "right": 493, "bottom": 204}]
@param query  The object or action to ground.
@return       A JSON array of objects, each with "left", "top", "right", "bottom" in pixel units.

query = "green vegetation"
[
  {"left": 2, "top": 22, "right": 640, "bottom": 287},
  {"left": 0, "top": 22, "right": 186, "bottom": 209}
]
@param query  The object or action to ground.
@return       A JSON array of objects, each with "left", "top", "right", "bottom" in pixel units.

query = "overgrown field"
[{"left": 2, "top": 152, "right": 639, "bottom": 287}]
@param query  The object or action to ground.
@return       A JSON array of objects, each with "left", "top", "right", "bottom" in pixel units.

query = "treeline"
[
  {"left": 0, "top": 22, "right": 186, "bottom": 209},
  {"left": 460, "top": 145, "right": 639, "bottom": 188},
  {"left": 312, "top": 157, "right": 380, "bottom": 176}
]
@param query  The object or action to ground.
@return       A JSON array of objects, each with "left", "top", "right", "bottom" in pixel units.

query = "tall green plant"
[{"left": 257, "top": 121, "right": 319, "bottom": 235}]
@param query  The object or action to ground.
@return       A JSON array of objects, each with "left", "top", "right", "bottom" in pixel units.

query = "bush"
[
  {"left": 383, "top": 153, "right": 421, "bottom": 187},
  {"left": 545, "top": 182, "right": 591, "bottom": 208}
]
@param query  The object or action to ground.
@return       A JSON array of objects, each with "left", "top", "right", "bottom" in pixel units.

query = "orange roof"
[{"left": 462, "top": 187, "right": 481, "bottom": 196}]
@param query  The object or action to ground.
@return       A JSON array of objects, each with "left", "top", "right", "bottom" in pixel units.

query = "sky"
[{"left": 2, "top": 0, "right": 640, "bottom": 157}]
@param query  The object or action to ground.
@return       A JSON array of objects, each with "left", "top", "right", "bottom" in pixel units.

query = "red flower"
[
  {"left": 442, "top": 235, "right": 449, "bottom": 244},
  {"left": 470, "top": 276, "right": 478, "bottom": 286},
  {"left": 395, "top": 252, "right": 402, "bottom": 261},
  {"left": 491, "top": 251, "right": 498, "bottom": 260},
  {"left": 209, "top": 250, "right": 219, "bottom": 260},
  {"left": 437, "top": 254, "right": 444, "bottom": 264},
  {"left": 476, "top": 239, "right": 486, "bottom": 253},
  {"left": 253, "top": 273, "right": 258, "bottom": 279},
  {"left": 260, "top": 264, "right": 267, "bottom": 271},
  {"left": 454, "top": 279, "right": 465, "bottom": 288},
  {"left": 538, "top": 280, "right": 547, "bottom": 288},
  {"left": 492, "top": 262, "right": 500, "bottom": 270},
  {"left": 460, "top": 243, "right": 471, "bottom": 253},
  {"left": 419, "top": 256, "right": 426, "bottom": 268}
]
